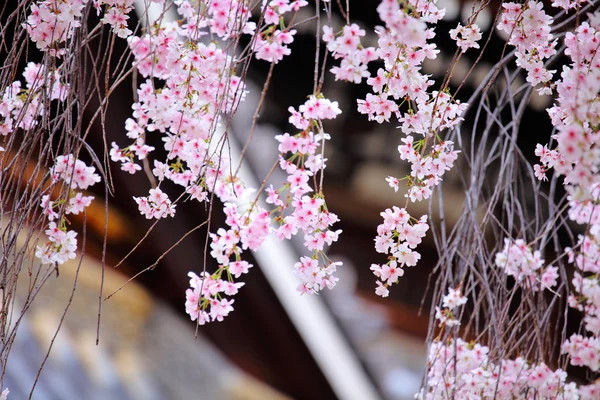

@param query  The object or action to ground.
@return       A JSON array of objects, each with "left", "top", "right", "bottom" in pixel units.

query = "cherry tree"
[{"left": 2, "top": 0, "right": 600, "bottom": 398}]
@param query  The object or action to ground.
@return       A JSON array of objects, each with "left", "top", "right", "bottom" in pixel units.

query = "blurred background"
[{"left": 1, "top": 0, "right": 557, "bottom": 399}]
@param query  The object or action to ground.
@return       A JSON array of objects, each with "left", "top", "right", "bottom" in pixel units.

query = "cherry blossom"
[
  {"left": 420, "top": 338, "right": 579, "bottom": 399},
  {"left": 497, "top": 1, "right": 557, "bottom": 90},
  {"left": 35, "top": 155, "right": 100, "bottom": 266},
  {"left": 0, "top": 63, "right": 68, "bottom": 133},
  {"left": 435, "top": 287, "right": 467, "bottom": 328},
  {"left": 270, "top": 97, "right": 343, "bottom": 294},
  {"left": 133, "top": 187, "right": 176, "bottom": 219},
  {"left": 529, "top": 6, "right": 600, "bottom": 381},
  {"left": 371, "top": 206, "right": 428, "bottom": 296},
  {"left": 449, "top": 23, "right": 482, "bottom": 53}
]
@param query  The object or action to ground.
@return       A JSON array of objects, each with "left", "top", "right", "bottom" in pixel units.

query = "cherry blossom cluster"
[
  {"left": 542, "top": 24, "right": 600, "bottom": 186},
  {"left": 110, "top": 0, "right": 341, "bottom": 321},
  {"left": 322, "top": 23, "right": 377, "bottom": 83},
  {"left": 318, "top": 0, "right": 468, "bottom": 301},
  {"left": 25, "top": 0, "right": 87, "bottom": 53},
  {"left": 434, "top": 286, "right": 467, "bottom": 327},
  {"left": 551, "top": 0, "right": 589, "bottom": 11},
  {"left": 174, "top": 0, "right": 250, "bottom": 40},
  {"left": 183, "top": 182, "right": 272, "bottom": 322},
  {"left": 112, "top": 20, "right": 244, "bottom": 176},
  {"left": 269, "top": 95, "right": 343, "bottom": 294},
  {"left": 497, "top": 1, "right": 557, "bottom": 90},
  {"left": 111, "top": 0, "right": 340, "bottom": 318},
  {"left": 370, "top": 206, "right": 428, "bottom": 297},
  {"left": 567, "top": 183, "right": 600, "bottom": 227},
  {"left": 133, "top": 187, "right": 176, "bottom": 219},
  {"left": 0, "top": 62, "right": 68, "bottom": 135},
  {"left": 561, "top": 334, "right": 600, "bottom": 371},
  {"left": 174, "top": 0, "right": 307, "bottom": 62},
  {"left": 322, "top": 0, "right": 447, "bottom": 125},
  {"left": 1, "top": 27, "right": 99, "bottom": 272},
  {"left": 559, "top": 200, "right": 600, "bottom": 369},
  {"left": 197, "top": 0, "right": 250, "bottom": 39},
  {"left": 494, "top": 239, "right": 558, "bottom": 291},
  {"left": 419, "top": 338, "right": 590, "bottom": 399},
  {"left": 423, "top": 289, "right": 600, "bottom": 398},
  {"left": 35, "top": 155, "right": 100, "bottom": 265},
  {"left": 539, "top": 15, "right": 600, "bottom": 220},
  {"left": 323, "top": 1, "right": 467, "bottom": 299},
  {"left": 95, "top": 0, "right": 136, "bottom": 38},
  {"left": 254, "top": 28, "right": 298, "bottom": 64},
  {"left": 26, "top": 0, "right": 138, "bottom": 53},
  {"left": 183, "top": 176, "right": 273, "bottom": 321},
  {"left": 397, "top": 91, "right": 467, "bottom": 137},
  {"left": 35, "top": 221, "right": 79, "bottom": 265},
  {"left": 565, "top": 233, "right": 600, "bottom": 336},
  {"left": 262, "top": 0, "right": 308, "bottom": 24},
  {"left": 387, "top": 133, "right": 460, "bottom": 202},
  {"left": 449, "top": 23, "right": 482, "bottom": 53},
  {"left": 349, "top": 0, "right": 466, "bottom": 134},
  {"left": 533, "top": 8, "right": 600, "bottom": 377},
  {"left": 564, "top": 193, "right": 600, "bottom": 337},
  {"left": 185, "top": 271, "right": 241, "bottom": 324},
  {"left": 112, "top": 0, "right": 309, "bottom": 177},
  {"left": 533, "top": 143, "right": 564, "bottom": 181},
  {"left": 535, "top": 19, "right": 600, "bottom": 181},
  {"left": 356, "top": 4, "right": 440, "bottom": 123},
  {"left": 105, "top": 0, "right": 327, "bottom": 323},
  {"left": 252, "top": 0, "right": 310, "bottom": 64}
]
